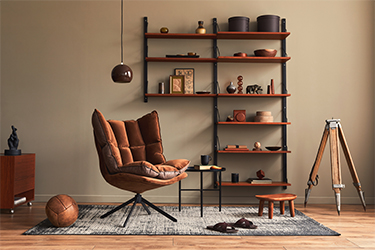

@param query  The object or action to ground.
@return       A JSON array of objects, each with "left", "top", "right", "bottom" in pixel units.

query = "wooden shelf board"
[
  {"left": 145, "top": 32, "right": 290, "bottom": 40},
  {"left": 216, "top": 32, "right": 290, "bottom": 40},
  {"left": 220, "top": 181, "right": 291, "bottom": 187},
  {"left": 217, "top": 56, "right": 291, "bottom": 63},
  {"left": 145, "top": 33, "right": 216, "bottom": 39},
  {"left": 145, "top": 94, "right": 291, "bottom": 98},
  {"left": 217, "top": 93, "right": 291, "bottom": 97},
  {"left": 218, "top": 122, "right": 291, "bottom": 125},
  {"left": 145, "top": 93, "right": 216, "bottom": 97},
  {"left": 217, "top": 150, "right": 291, "bottom": 154},
  {"left": 146, "top": 57, "right": 291, "bottom": 63},
  {"left": 146, "top": 57, "right": 216, "bottom": 63}
]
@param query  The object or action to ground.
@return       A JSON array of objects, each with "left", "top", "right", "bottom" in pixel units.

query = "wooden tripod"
[{"left": 304, "top": 119, "right": 366, "bottom": 215}]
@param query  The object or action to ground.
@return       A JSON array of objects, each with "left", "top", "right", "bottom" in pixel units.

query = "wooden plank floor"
[{"left": 0, "top": 203, "right": 374, "bottom": 249}]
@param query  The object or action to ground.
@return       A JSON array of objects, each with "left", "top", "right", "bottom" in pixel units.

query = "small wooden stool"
[{"left": 256, "top": 193, "right": 297, "bottom": 219}]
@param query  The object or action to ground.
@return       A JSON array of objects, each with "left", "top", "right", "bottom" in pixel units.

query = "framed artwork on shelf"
[
  {"left": 169, "top": 75, "right": 185, "bottom": 94},
  {"left": 174, "top": 68, "right": 194, "bottom": 94}
]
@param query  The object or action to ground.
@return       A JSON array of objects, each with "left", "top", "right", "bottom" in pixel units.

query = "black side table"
[{"left": 179, "top": 167, "right": 226, "bottom": 217}]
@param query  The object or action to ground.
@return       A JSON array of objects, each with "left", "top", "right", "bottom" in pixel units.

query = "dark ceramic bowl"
[
  {"left": 254, "top": 49, "right": 277, "bottom": 57},
  {"left": 265, "top": 146, "right": 282, "bottom": 151}
]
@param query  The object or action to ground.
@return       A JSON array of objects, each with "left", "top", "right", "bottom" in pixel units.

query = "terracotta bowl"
[
  {"left": 233, "top": 52, "right": 247, "bottom": 57},
  {"left": 254, "top": 49, "right": 277, "bottom": 57}
]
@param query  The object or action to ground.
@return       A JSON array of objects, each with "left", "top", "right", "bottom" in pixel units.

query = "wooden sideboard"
[{"left": 0, "top": 153, "right": 35, "bottom": 213}]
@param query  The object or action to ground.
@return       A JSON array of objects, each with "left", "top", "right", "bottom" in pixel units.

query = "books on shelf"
[
  {"left": 224, "top": 145, "right": 249, "bottom": 151},
  {"left": 247, "top": 178, "right": 272, "bottom": 184},
  {"left": 193, "top": 165, "right": 222, "bottom": 170}
]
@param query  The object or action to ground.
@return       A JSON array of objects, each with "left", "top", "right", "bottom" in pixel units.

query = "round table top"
[{"left": 255, "top": 193, "right": 297, "bottom": 201}]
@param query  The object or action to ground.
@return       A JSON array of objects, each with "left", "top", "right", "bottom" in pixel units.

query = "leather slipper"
[
  {"left": 228, "top": 218, "right": 257, "bottom": 229},
  {"left": 206, "top": 222, "right": 238, "bottom": 233}
]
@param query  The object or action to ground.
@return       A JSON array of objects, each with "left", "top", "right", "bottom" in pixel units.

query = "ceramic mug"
[
  {"left": 231, "top": 173, "right": 239, "bottom": 183},
  {"left": 201, "top": 155, "right": 212, "bottom": 165}
]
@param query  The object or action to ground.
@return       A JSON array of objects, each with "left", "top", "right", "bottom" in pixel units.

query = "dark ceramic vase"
[{"left": 226, "top": 82, "right": 236, "bottom": 94}]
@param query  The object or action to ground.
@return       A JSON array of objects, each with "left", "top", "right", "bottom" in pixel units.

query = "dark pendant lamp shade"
[
  {"left": 111, "top": 63, "right": 133, "bottom": 83},
  {"left": 111, "top": 0, "right": 133, "bottom": 83}
]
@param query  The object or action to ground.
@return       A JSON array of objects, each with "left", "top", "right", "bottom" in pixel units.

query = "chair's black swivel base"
[{"left": 100, "top": 193, "right": 177, "bottom": 227}]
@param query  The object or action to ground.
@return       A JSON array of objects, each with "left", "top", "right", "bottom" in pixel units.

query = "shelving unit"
[{"left": 143, "top": 16, "right": 291, "bottom": 189}]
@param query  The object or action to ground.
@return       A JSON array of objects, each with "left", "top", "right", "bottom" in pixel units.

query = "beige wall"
[{"left": 1, "top": 0, "right": 374, "bottom": 205}]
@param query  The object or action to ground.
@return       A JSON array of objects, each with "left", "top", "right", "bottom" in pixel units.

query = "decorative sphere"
[
  {"left": 160, "top": 27, "right": 169, "bottom": 33},
  {"left": 111, "top": 63, "right": 133, "bottom": 83},
  {"left": 254, "top": 142, "right": 261, "bottom": 148},
  {"left": 45, "top": 194, "right": 79, "bottom": 227}
]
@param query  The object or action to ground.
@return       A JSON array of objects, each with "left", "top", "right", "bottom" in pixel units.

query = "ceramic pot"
[
  {"left": 160, "top": 27, "right": 169, "bottom": 33},
  {"left": 226, "top": 82, "right": 236, "bottom": 94},
  {"left": 196, "top": 21, "right": 206, "bottom": 34}
]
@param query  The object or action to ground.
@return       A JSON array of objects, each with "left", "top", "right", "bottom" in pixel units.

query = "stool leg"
[
  {"left": 268, "top": 201, "right": 274, "bottom": 219},
  {"left": 280, "top": 201, "right": 285, "bottom": 214},
  {"left": 258, "top": 200, "right": 264, "bottom": 216},
  {"left": 289, "top": 200, "right": 295, "bottom": 217}
]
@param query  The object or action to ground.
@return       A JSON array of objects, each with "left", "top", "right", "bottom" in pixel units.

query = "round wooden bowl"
[
  {"left": 254, "top": 49, "right": 277, "bottom": 57},
  {"left": 234, "top": 52, "right": 247, "bottom": 57}
]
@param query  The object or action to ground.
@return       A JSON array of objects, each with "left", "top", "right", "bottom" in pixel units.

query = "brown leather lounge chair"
[{"left": 92, "top": 109, "right": 189, "bottom": 227}]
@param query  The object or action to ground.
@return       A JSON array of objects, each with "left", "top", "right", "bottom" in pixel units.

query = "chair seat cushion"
[{"left": 118, "top": 159, "right": 190, "bottom": 180}]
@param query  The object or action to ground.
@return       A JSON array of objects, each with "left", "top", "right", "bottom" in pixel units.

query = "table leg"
[
  {"left": 200, "top": 171, "right": 203, "bottom": 217},
  {"left": 289, "top": 200, "right": 295, "bottom": 217},
  {"left": 280, "top": 201, "right": 285, "bottom": 214},
  {"left": 258, "top": 200, "right": 264, "bottom": 216},
  {"left": 219, "top": 171, "right": 222, "bottom": 212},
  {"left": 178, "top": 180, "right": 181, "bottom": 212},
  {"left": 268, "top": 201, "right": 274, "bottom": 219}
]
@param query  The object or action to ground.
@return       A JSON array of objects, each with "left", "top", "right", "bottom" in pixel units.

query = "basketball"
[{"left": 45, "top": 194, "right": 79, "bottom": 227}]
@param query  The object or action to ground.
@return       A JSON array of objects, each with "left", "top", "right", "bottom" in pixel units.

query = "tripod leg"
[
  {"left": 329, "top": 124, "right": 344, "bottom": 215},
  {"left": 305, "top": 126, "right": 329, "bottom": 207},
  {"left": 338, "top": 125, "right": 366, "bottom": 211}
]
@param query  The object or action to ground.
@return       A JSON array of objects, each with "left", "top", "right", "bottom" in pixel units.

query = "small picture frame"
[
  {"left": 169, "top": 75, "right": 185, "bottom": 94},
  {"left": 174, "top": 68, "right": 194, "bottom": 94}
]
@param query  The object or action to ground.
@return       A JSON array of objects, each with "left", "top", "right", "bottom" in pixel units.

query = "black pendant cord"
[{"left": 120, "top": 0, "right": 124, "bottom": 64}]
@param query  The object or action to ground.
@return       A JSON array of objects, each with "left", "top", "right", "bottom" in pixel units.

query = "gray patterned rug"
[{"left": 23, "top": 205, "right": 340, "bottom": 236}]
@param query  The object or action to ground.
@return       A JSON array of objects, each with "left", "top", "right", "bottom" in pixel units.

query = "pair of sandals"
[{"left": 207, "top": 218, "right": 257, "bottom": 233}]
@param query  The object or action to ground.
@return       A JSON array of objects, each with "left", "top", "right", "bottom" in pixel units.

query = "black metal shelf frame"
[{"left": 143, "top": 17, "right": 289, "bottom": 189}]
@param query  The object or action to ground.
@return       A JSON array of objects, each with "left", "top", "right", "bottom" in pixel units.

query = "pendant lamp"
[{"left": 111, "top": 0, "right": 133, "bottom": 83}]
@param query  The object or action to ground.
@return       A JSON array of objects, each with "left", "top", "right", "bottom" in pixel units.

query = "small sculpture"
[
  {"left": 253, "top": 141, "right": 262, "bottom": 151},
  {"left": 246, "top": 84, "right": 263, "bottom": 94},
  {"left": 267, "top": 79, "right": 275, "bottom": 94},
  {"left": 237, "top": 75, "right": 243, "bottom": 94},
  {"left": 4, "top": 125, "right": 21, "bottom": 155},
  {"left": 256, "top": 170, "right": 265, "bottom": 180},
  {"left": 226, "top": 116, "right": 234, "bottom": 122}
]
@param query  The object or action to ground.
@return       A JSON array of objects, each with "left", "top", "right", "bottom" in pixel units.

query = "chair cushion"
[{"left": 118, "top": 159, "right": 190, "bottom": 180}]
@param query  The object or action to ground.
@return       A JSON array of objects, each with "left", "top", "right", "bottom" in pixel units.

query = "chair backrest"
[{"left": 92, "top": 109, "right": 166, "bottom": 174}]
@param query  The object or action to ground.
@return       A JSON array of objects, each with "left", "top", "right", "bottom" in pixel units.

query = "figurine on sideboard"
[{"left": 4, "top": 125, "right": 21, "bottom": 155}]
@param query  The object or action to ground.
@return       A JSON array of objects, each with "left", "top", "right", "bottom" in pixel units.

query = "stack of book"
[
  {"left": 246, "top": 177, "right": 272, "bottom": 184},
  {"left": 224, "top": 145, "right": 249, "bottom": 151}
]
